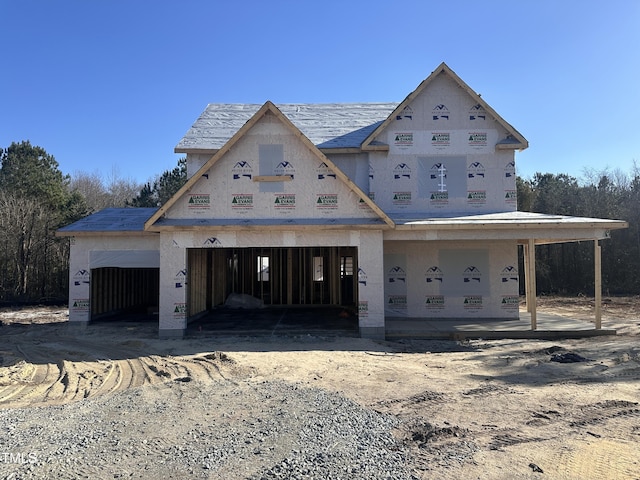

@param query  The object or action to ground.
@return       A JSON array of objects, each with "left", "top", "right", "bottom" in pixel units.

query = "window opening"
[
  {"left": 340, "top": 256, "right": 353, "bottom": 277},
  {"left": 313, "top": 256, "right": 324, "bottom": 282},
  {"left": 257, "top": 255, "right": 269, "bottom": 282}
]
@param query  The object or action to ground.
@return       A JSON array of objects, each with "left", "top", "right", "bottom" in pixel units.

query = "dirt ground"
[{"left": 1, "top": 296, "right": 639, "bottom": 479}]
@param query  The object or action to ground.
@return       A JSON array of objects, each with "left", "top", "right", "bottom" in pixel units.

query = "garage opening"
[
  {"left": 90, "top": 268, "right": 159, "bottom": 320},
  {"left": 186, "top": 247, "right": 358, "bottom": 328}
]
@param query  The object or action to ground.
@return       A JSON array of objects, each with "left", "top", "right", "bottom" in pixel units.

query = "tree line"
[
  {"left": 517, "top": 171, "right": 639, "bottom": 295},
  {"left": 0, "top": 141, "right": 185, "bottom": 304},
  {"left": 0, "top": 140, "right": 637, "bottom": 304}
]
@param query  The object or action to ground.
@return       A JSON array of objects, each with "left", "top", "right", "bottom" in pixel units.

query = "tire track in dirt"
[
  {"left": 549, "top": 438, "right": 639, "bottom": 479},
  {"left": 0, "top": 338, "right": 240, "bottom": 408},
  {"left": 0, "top": 360, "right": 40, "bottom": 404}
]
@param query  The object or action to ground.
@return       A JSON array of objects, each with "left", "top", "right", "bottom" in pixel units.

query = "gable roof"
[
  {"left": 147, "top": 101, "right": 395, "bottom": 230},
  {"left": 361, "top": 62, "right": 529, "bottom": 151},
  {"left": 175, "top": 103, "right": 398, "bottom": 154}
]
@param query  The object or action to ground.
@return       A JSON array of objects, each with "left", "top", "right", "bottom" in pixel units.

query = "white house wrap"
[{"left": 58, "top": 63, "right": 627, "bottom": 338}]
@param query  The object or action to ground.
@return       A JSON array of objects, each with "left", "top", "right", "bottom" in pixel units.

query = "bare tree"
[
  {"left": 71, "top": 167, "right": 142, "bottom": 211},
  {"left": 0, "top": 192, "right": 49, "bottom": 298}
]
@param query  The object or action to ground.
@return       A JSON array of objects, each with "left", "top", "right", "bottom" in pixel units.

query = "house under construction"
[{"left": 57, "top": 63, "right": 627, "bottom": 338}]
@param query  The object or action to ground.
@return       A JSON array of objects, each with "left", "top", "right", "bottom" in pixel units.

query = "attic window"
[{"left": 258, "top": 144, "right": 285, "bottom": 192}]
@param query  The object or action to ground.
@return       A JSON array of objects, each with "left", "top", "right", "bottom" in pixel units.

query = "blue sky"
[{"left": 2, "top": 0, "right": 639, "bottom": 185}]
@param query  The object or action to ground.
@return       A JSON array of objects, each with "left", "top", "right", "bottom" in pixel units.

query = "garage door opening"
[
  {"left": 186, "top": 247, "right": 359, "bottom": 332},
  {"left": 90, "top": 267, "right": 159, "bottom": 321}
]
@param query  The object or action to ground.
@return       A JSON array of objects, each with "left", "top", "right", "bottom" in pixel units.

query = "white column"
[
  {"left": 158, "top": 233, "right": 188, "bottom": 337},
  {"left": 523, "top": 243, "right": 531, "bottom": 313},
  {"left": 356, "top": 230, "right": 385, "bottom": 339}
]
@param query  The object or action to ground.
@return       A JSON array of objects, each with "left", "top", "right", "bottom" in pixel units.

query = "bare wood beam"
[
  {"left": 523, "top": 243, "right": 531, "bottom": 313},
  {"left": 253, "top": 175, "right": 293, "bottom": 182},
  {"left": 528, "top": 238, "right": 537, "bottom": 330}
]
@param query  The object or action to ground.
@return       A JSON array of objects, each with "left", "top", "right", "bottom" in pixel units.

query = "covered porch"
[{"left": 386, "top": 211, "right": 628, "bottom": 335}]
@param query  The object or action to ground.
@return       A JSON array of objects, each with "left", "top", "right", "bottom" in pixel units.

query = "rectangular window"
[
  {"left": 313, "top": 256, "right": 324, "bottom": 282},
  {"left": 257, "top": 255, "right": 269, "bottom": 282},
  {"left": 340, "top": 256, "right": 353, "bottom": 277},
  {"left": 259, "top": 144, "right": 284, "bottom": 193}
]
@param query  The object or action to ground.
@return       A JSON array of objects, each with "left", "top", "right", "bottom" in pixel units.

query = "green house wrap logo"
[
  {"left": 358, "top": 197, "right": 372, "bottom": 210},
  {"left": 71, "top": 299, "right": 89, "bottom": 311},
  {"left": 501, "top": 295, "right": 520, "bottom": 310},
  {"left": 231, "top": 194, "right": 253, "bottom": 209},
  {"left": 393, "top": 192, "right": 411, "bottom": 205},
  {"left": 505, "top": 190, "right": 517, "bottom": 204},
  {"left": 173, "top": 303, "right": 187, "bottom": 318},
  {"left": 467, "top": 190, "right": 487, "bottom": 205},
  {"left": 425, "top": 295, "right": 445, "bottom": 309},
  {"left": 463, "top": 295, "right": 483, "bottom": 309},
  {"left": 430, "top": 191, "right": 448, "bottom": 207},
  {"left": 274, "top": 194, "right": 296, "bottom": 209},
  {"left": 316, "top": 194, "right": 338, "bottom": 209},
  {"left": 188, "top": 194, "right": 210, "bottom": 209},
  {"left": 388, "top": 295, "right": 407, "bottom": 309},
  {"left": 431, "top": 132, "right": 450, "bottom": 146},
  {"left": 394, "top": 132, "right": 413, "bottom": 146},
  {"left": 468, "top": 132, "right": 488, "bottom": 147}
]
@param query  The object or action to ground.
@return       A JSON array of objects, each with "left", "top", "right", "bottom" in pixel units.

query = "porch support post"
[
  {"left": 523, "top": 243, "right": 531, "bottom": 313},
  {"left": 595, "top": 239, "right": 602, "bottom": 329},
  {"left": 528, "top": 238, "right": 537, "bottom": 330}
]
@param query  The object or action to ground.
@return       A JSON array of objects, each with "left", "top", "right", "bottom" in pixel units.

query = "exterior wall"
[
  {"left": 325, "top": 152, "right": 371, "bottom": 195},
  {"left": 168, "top": 113, "right": 379, "bottom": 223},
  {"left": 157, "top": 229, "right": 386, "bottom": 338},
  {"left": 159, "top": 233, "right": 187, "bottom": 337},
  {"left": 369, "top": 73, "right": 517, "bottom": 216},
  {"left": 356, "top": 230, "right": 385, "bottom": 338},
  {"left": 383, "top": 239, "right": 519, "bottom": 319},
  {"left": 187, "top": 153, "right": 210, "bottom": 179},
  {"left": 68, "top": 236, "right": 159, "bottom": 324},
  {"left": 160, "top": 71, "right": 529, "bottom": 335}
]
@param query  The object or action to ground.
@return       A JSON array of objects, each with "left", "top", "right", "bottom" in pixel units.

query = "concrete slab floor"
[
  {"left": 86, "top": 307, "right": 615, "bottom": 341},
  {"left": 385, "top": 311, "right": 616, "bottom": 340},
  {"left": 186, "top": 306, "right": 360, "bottom": 337}
]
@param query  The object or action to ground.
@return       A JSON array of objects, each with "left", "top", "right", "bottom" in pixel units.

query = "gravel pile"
[{"left": 0, "top": 379, "right": 414, "bottom": 479}]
